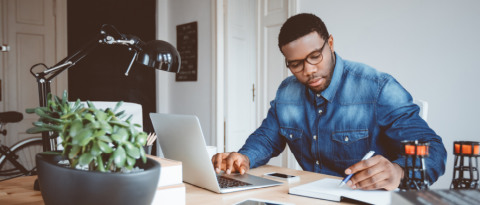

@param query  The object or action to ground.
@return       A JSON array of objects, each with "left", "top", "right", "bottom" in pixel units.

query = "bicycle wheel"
[{"left": 0, "top": 137, "right": 43, "bottom": 180}]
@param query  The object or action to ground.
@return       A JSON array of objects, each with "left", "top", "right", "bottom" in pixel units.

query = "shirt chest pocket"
[
  {"left": 331, "top": 130, "right": 370, "bottom": 161},
  {"left": 279, "top": 127, "right": 303, "bottom": 158}
]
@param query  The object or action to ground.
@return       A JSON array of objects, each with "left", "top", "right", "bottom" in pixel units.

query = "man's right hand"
[{"left": 211, "top": 152, "right": 250, "bottom": 175}]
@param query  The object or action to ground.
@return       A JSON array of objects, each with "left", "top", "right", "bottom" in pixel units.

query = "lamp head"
[{"left": 136, "top": 40, "right": 181, "bottom": 73}]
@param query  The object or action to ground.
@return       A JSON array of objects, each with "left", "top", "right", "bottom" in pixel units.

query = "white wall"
[
  {"left": 156, "top": 0, "right": 214, "bottom": 145},
  {"left": 299, "top": 0, "right": 480, "bottom": 189},
  {"left": 156, "top": 0, "right": 480, "bottom": 189}
]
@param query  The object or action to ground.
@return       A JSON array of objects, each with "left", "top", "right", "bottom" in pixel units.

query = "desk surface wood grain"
[
  {"left": 0, "top": 176, "right": 44, "bottom": 205},
  {"left": 0, "top": 165, "right": 355, "bottom": 205},
  {"left": 184, "top": 165, "right": 355, "bottom": 205}
]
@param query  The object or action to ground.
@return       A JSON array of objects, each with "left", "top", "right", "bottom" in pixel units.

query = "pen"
[{"left": 338, "top": 151, "right": 375, "bottom": 188}]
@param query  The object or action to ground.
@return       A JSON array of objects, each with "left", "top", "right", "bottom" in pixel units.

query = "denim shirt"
[{"left": 238, "top": 52, "right": 447, "bottom": 185}]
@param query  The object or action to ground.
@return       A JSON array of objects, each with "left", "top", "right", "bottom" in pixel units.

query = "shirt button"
[
  {"left": 318, "top": 110, "right": 322, "bottom": 114},
  {"left": 316, "top": 94, "right": 320, "bottom": 97},
  {"left": 290, "top": 134, "right": 293, "bottom": 139},
  {"left": 345, "top": 136, "right": 349, "bottom": 142},
  {"left": 316, "top": 161, "right": 319, "bottom": 165},
  {"left": 313, "top": 135, "right": 317, "bottom": 140}
]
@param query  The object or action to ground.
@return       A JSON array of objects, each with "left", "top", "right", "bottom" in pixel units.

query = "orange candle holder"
[
  {"left": 400, "top": 140, "right": 430, "bottom": 191},
  {"left": 405, "top": 144, "right": 429, "bottom": 156},
  {"left": 454, "top": 141, "right": 479, "bottom": 155},
  {"left": 451, "top": 141, "right": 479, "bottom": 189}
]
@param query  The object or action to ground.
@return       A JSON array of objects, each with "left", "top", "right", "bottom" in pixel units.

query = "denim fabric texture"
[{"left": 238, "top": 52, "right": 447, "bottom": 185}]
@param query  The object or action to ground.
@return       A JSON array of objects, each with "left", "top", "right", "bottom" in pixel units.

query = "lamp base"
[{"left": 33, "top": 178, "right": 40, "bottom": 191}]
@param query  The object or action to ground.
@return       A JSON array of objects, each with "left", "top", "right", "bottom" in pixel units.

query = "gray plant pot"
[{"left": 36, "top": 153, "right": 160, "bottom": 205}]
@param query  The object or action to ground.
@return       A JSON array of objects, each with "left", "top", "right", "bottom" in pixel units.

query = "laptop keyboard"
[{"left": 217, "top": 176, "right": 252, "bottom": 188}]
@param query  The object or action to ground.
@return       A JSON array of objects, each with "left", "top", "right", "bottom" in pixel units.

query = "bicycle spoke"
[{"left": 0, "top": 138, "right": 43, "bottom": 179}]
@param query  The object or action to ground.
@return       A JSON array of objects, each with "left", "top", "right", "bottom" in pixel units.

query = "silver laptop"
[{"left": 150, "top": 113, "right": 283, "bottom": 193}]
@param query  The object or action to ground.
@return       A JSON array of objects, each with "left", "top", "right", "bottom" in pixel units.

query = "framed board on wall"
[{"left": 176, "top": 21, "right": 198, "bottom": 81}]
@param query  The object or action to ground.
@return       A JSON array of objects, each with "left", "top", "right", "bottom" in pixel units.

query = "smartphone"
[{"left": 263, "top": 172, "right": 300, "bottom": 182}]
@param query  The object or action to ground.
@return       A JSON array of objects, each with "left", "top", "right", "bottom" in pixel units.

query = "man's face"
[{"left": 281, "top": 32, "right": 336, "bottom": 93}]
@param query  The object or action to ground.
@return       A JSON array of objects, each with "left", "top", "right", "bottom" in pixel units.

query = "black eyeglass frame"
[{"left": 285, "top": 39, "right": 329, "bottom": 73}]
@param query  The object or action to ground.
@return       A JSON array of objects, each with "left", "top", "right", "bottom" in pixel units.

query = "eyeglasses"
[{"left": 285, "top": 40, "right": 329, "bottom": 73}]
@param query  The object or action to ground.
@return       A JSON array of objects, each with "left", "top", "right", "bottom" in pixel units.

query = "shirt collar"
[{"left": 309, "top": 52, "right": 344, "bottom": 103}]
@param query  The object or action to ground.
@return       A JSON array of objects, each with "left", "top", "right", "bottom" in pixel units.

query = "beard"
[{"left": 304, "top": 53, "right": 336, "bottom": 93}]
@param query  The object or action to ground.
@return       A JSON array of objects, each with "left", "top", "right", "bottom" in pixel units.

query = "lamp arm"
[
  {"left": 31, "top": 25, "right": 142, "bottom": 152},
  {"left": 125, "top": 51, "right": 138, "bottom": 76},
  {"left": 30, "top": 33, "right": 106, "bottom": 152},
  {"left": 30, "top": 34, "right": 104, "bottom": 81}
]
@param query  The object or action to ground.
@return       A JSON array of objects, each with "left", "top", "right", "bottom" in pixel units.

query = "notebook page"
[
  {"left": 289, "top": 178, "right": 353, "bottom": 200},
  {"left": 310, "top": 178, "right": 353, "bottom": 195}
]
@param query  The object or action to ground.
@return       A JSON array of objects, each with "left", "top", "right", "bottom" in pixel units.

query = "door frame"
[
  {"left": 211, "top": 0, "right": 298, "bottom": 154},
  {"left": 211, "top": 0, "right": 225, "bottom": 153},
  {"left": 0, "top": 0, "right": 67, "bottom": 146},
  {"left": 0, "top": 1, "right": 5, "bottom": 112},
  {"left": 54, "top": 0, "right": 68, "bottom": 96},
  {"left": 0, "top": 0, "right": 68, "bottom": 108}
]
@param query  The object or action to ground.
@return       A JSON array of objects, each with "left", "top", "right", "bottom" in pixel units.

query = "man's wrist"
[
  {"left": 242, "top": 153, "right": 250, "bottom": 167},
  {"left": 392, "top": 162, "right": 404, "bottom": 179},
  {"left": 392, "top": 162, "right": 404, "bottom": 188}
]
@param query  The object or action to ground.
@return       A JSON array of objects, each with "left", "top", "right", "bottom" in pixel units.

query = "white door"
[
  {"left": 224, "top": 0, "right": 257, "bottom": 152},
  {"left": 1, "top": 0, "right": 66, "bottom": 148},
  {"left": 257, "top": 0, "right": 298, "bottom": 168}
]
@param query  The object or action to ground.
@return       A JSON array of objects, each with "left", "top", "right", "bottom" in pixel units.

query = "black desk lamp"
[{"left": 30, "top": 24, "right": 181, "bottom": 152}]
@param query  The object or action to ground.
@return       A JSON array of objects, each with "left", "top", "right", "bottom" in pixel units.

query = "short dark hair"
[{"left": 278, "top": 13, "right": 329, "bottom": 51}]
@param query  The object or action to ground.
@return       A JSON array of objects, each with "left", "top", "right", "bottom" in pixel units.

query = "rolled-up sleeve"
[{"left": 375, "top": 76, "right": 447, "bottom": 185}]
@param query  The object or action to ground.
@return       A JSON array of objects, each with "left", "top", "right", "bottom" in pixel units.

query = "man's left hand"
[{"left": 344, "top": 155, "right": 403, "bottom": 191}]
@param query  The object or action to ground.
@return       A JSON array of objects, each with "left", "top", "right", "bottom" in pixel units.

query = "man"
[{"left": 212, "top": 13, "right": 447, "bottom": 191}]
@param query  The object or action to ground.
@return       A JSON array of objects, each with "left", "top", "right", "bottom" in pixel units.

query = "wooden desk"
[
  {"left": 0, "top": 165, "right": 354, "bottom": 205},
  {"left": 185, "top": 165, "right": 353, "bottom": 205},
  {"left": 0, "top": 176, "right": 43, "bottom": 205}
]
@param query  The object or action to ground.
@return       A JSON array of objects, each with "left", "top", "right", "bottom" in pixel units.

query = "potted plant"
[{"left": 27, "top": 91, "right": 160, "bottom": 205}]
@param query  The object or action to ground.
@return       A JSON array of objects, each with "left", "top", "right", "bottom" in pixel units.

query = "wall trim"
[
  {"left": 285, "top": 0, "right": 299, "bottom": 170},
  {"left": 54, "top": 0, "right": 68, "bottom": 96},
  {"left": 212, "top": 0, "right": 225, "bottom": 152},
  {"left": 0, "top": 0, "right": 6, "bottom": 112},
  {"left": 288, "top": 0, "right": 298, "bottom": 18},
  {"left": 156, "top": 0, "right": 169, "bottom": 115}
]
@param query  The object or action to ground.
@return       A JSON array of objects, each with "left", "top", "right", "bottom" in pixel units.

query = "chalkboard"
[{"left": 176, "top": 22, "right": 198, "bottom": 81}]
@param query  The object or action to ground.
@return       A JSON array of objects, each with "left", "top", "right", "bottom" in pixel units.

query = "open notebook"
[{"left": 289, "top": 178, "right": 391, "bottom": 205}]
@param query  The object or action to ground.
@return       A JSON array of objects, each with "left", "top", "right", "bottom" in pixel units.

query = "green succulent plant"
[{"left": 26, "top": 91, "right": 148, "bottom": 172}]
